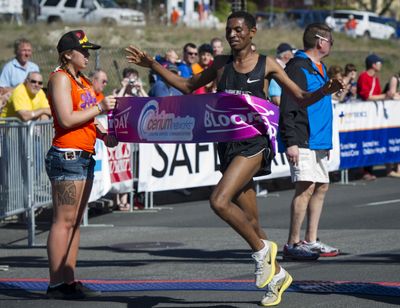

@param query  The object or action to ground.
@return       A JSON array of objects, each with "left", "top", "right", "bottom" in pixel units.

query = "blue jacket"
[
  {"left": 279, "top": 50, "right": 333, "bottom": 150},
  {"left": 149, "top": 80, "right": 183, "bottom": 97}
]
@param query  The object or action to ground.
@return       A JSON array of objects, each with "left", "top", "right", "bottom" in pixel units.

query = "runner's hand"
[
  {"left": 125, "top": 45, "right": 155, "bottom": 68},
  {"left": 322, "top": 78, "right": 345, "bottom": 95},
  {"left": 286, "top": 145, "right": 299, "bottom": 166},
  {"left": 103, "top": 134, "right": 118, "bottom": 148},
  {"left": 100, "top": 95, "right": 116, "bottom": 113}
]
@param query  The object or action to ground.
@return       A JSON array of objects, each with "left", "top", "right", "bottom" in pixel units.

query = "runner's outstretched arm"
[
  {"left": 266, "top": 57, "right": 344, "bottom": 107},
  {"left": 125, "top": 45, "right": 219, "bottom": 94}
]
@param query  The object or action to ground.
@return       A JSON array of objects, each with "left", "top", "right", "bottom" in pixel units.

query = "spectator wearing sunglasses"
[
  {"left": 90, "top": 69, "right": 108, "bottom": 103},
  {"left": 0, "top": 38, "right": 40, "bottom": 94},
  {"left": 0, "top": 71, "right": 51, "bottom": 121},
  {"left": 177, "top": 42, "right": 198, "bottom": 78},
  {"left": 280, "top": 23, "right": 340, "bottom": 261}
]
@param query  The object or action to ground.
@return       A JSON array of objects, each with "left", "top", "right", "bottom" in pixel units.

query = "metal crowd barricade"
[
  {"left": 0, "top": 118, "right": 53, "bottom": 246},
  {"left": 27, "top": 120, "right": 54, "bottom": 246},
  {"left": 0, "top": 118, "right": 28, "bottom": 219},
  {"left": 1, "top": 117, "right": 145, "bottom": 245}
]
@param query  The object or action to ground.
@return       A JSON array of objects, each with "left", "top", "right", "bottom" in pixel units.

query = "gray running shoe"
[
  {"left": 71, "top": 281, "right": 102, "bottom": 296},
  {"left": 261, "top": 270, "right": 293, "bottom": 306},
  {"left": 283, "top": 242, "right": 319, "bottom": 261},
  {"left": 302, "top": 240, "right": 340, "bottom": 257},
  {"left": 251, "top": 240, "right": 278, "bottom": 288}
]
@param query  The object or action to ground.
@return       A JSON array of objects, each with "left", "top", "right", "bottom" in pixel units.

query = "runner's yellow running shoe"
[
  {"left": 260, "top": 269, "right": 293, "bottom": 306},
  {"left": 251, "top": 240, "right": 277, "bottom": 288}
]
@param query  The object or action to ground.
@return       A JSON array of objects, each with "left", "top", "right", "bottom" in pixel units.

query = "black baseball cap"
[
  {"left": 57, "top": 30, "right": 101, "bottom": 53},
  {"left": 276, "top": 43, "right": 295, "bottom": 55},
  {"left": 365, "top": 54, "right": 383, "bottom": 68}
]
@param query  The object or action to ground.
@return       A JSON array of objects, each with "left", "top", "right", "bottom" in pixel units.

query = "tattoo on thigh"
[{"left": 54, "top": 181, "right": 77, "bottom": 206}]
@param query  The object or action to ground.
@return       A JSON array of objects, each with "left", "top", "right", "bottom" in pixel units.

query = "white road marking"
[{"left": 356, "top": 199, "right": 400, "bottom": 208}]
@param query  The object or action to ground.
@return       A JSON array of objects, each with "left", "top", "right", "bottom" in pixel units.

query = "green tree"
[{"left": 356, "top": 0, "right": 395, "bottom": 15}]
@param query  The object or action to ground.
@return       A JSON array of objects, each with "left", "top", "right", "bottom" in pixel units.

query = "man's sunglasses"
[{"left": 29, "top": 79, "right": 43, "bottom": 86}]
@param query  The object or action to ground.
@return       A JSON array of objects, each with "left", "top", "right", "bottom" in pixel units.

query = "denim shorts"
[{"left": 45, "top": 147, "right": 95, "bottom": 181}]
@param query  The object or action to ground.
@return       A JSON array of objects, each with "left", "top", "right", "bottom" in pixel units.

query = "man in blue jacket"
[{"left": 279, "top": 23, "right": 340, "bottom": 261}]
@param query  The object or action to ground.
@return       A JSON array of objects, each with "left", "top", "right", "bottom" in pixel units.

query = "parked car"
[
  {"left": 380, "top": 16, "right": 400, "bottom": 38},
  {"left": 328, "top": 10, "right": 396, "bottom": 40},
  {"left": 38, "top": 0, "right": 146, "bottom": 26}
]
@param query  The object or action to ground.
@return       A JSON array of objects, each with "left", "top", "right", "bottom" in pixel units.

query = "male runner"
[{"left": 126, "top": 11, "right": 342, "bottom": 306}]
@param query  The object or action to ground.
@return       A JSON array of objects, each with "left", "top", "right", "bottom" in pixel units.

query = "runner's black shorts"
[{"left": 217, "top": 135, "right": 273, "bottom": 177}]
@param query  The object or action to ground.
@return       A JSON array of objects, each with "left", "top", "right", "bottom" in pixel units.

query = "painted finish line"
[{"left": 0, "top": 278, "right": 400, "bottom": 297}]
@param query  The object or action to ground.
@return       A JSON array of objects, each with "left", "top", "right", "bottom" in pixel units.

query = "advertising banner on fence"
[
  {"left": 335, "top": 100, "right": 400, "bottom": 169},
  {"left": 110, "top": 93, "right": 280, "bottom": 153},
  {"left": 108, "top": 143, "right": 134, "bottom": 194},
  {"left": 138, "top": 143, "right": 296, "bottom": 192},
  {"left": 138, "top": 143, "right": 221, "bottom": 192},
  {"left": 89, "top": 115, "right": 134, "bottom": 200}
]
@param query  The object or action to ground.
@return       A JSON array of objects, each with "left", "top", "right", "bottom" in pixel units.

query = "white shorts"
[{"left": 290, "top": 148, "right": 330, "bottom": 183}]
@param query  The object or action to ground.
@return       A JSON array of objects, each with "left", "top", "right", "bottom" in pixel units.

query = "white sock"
[
  {"left": 254, "top": 240, "right": 270, "bottom": 257},
  {"left": 271, "top": 267, "right": 286, "bottom": 284}
]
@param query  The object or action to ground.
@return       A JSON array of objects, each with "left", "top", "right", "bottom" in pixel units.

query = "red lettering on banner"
[{"left": 108, "top": 143, "right": 133, "bottom": 184}]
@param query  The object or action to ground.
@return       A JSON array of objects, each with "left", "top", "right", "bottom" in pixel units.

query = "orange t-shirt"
[
  {"left": 315, "top": 62, "right": 325, "bottom": 77},
  {"left": 171, "top": 10, "right": 179, "bottom": 25},
  {"left": 95, "top": 91, "right": 104, "bottom": 104},
  {"left": 345, "top": 19, "right": 357, "bottom": 30},
  {"left": 49, "top": 69, "right": 97, "bottom": 153}
]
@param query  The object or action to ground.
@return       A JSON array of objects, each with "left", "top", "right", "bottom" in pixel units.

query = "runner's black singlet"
[
  {"left": 217, "top": 55, "right": 267, "bottom": 99},
  {"left": 216, "top": 54, "right": 273, "bottom": 176}
]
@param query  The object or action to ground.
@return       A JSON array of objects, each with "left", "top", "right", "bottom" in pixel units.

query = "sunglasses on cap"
[{"left": 315, "top": 34, "right": 334, "bottom": 46}]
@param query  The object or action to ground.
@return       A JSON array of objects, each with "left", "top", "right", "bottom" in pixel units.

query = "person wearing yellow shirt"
[{"left": 1, "top": 71, "right": 51, "bottom": 121}]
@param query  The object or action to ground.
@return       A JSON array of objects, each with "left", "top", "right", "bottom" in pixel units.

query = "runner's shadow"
[
  {"left": 0, "top": 291, "right": 256, "bottom": 307},
  {"left": 299, "top": 291, "right": 400, "bottom": 306},
  {"left": 90, "top": 294, "right": 257, "bottom": 308},
  {"left": 0, "top": 289, "right": 46, "bottom": 299},
  {"left": 349, "top": 294, "right": 400, "bottom": 305}
]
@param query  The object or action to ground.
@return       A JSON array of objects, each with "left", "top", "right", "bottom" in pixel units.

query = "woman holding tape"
[{"left": 45, "top": 30, "right": 117, "bottom": 299}]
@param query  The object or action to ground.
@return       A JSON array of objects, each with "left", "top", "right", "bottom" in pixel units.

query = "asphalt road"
[{"left": 0, "top": 175, "right": 399, "bottom": 307}]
